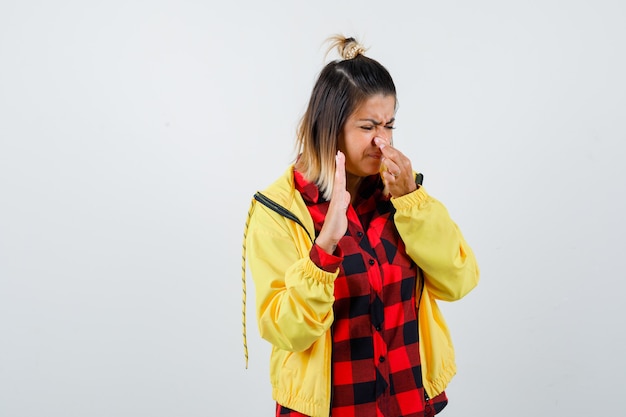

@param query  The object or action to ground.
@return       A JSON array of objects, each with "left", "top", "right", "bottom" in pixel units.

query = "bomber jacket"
[{"left": 243, "top": 166, "right": 479, "bottom": 417}]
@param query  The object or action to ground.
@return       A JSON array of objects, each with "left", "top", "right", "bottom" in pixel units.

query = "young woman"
[{"left": 242, "top": 35, "right": 479, "bottom": 417}]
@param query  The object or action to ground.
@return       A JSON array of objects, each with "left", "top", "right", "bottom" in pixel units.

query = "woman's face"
[{"left": 338, "top": 94, "right": 396, "bottom": 177}]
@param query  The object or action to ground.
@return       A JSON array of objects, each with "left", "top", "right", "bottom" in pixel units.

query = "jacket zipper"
[{"left": 254, "top": 191, "right": 314, "bottom": 243}]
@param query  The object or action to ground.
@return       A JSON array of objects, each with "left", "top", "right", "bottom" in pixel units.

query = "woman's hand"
[
  {"left": 375, "top": 137, "right": 417, "bottom": 198},
  {"left": 315, "top": 151, "right": 350, "bottom": 255}
]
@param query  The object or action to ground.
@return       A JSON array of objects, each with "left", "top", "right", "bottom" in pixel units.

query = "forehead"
[{"left": 351, "top": 94, "right": 396, "bottom": 121}]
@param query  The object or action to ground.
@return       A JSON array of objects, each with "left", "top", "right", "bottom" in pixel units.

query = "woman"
[{"left": 242, "top": 36, "right": 479, "bottom": 417}]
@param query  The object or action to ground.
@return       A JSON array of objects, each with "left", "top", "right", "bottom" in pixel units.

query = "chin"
[
  {"left": 347, "top": 160, "right": 381, "bottom": 178},
  {"left": 365, "top": 162, "right": 383, "bottom": 176},
  {"left": 355, "top": 167, "right": 381, "bottom": 178}
]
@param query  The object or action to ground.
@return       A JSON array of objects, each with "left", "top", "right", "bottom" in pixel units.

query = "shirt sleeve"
[{"left": 309, "top": 244, "right": 343, "bottom": 273}]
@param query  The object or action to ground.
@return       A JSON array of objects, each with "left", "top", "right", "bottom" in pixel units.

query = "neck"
[{"left": 345, "top": 172, "right": 363, "bottom": 203}]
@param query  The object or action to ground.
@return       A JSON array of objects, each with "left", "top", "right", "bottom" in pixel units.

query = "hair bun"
[{"left": 327, "top": 35, "right": 366, "bottom": 60}]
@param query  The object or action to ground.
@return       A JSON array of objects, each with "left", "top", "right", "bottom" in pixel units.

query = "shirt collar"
[{"left": 294, "top": 168, "right": 323, "bottom": 204}]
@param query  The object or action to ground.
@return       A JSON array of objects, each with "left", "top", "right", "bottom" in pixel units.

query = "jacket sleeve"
[
  {"left": 246, "top": 202, "right": 338, "bottom": 352},
  {"left": 392, "top": 185, "right": 479, "bottom": 301}
]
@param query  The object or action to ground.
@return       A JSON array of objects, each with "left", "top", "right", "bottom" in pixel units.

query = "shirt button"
[
  {"left": 369, "top": 259, "right": 375, "bottom": 266},
  {"left": 357, "top": 231, "right": 363, "bottom": 237},
  {"left": 375, "top": 325, "right": 382, "bottom": 331},
  {"left": 379, "top": 355, "right": 385, "bottom": 363}
]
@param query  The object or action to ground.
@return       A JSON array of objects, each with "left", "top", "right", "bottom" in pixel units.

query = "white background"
[{"left": 1, "top": 1, "right": 625, "bottom": 416}]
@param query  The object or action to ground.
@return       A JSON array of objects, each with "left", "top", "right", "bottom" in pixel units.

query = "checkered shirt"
[{"left": 275, "top": 170, "right": 448, "bottom": 417}]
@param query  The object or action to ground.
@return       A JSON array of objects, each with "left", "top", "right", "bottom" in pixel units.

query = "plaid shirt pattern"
[{"left": 276, "top": 171, "right": 447, "bottom": 417}]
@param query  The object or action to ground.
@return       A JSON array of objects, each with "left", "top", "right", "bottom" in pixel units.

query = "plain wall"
[{"left": 1, "top": 1, "right": 625, "bottom": 416}]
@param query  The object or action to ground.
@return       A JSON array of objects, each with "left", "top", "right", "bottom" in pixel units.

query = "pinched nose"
[{"left": 373, "top": 136, "right": 391, "bottom": 148}]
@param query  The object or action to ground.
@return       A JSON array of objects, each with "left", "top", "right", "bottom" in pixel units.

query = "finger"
[
  {"left": 381, "top": 170, "right": 395, "bottom": 185},
  {"left": 333, "top": 151, "right": 349, "bottom": 209},
  {"left": 334, "top": 151, "right": 346, "bottom": 191},
  {"left": 374, "top": 136, "right": 391, "bottom": 147},
  {"left": 374, "top": 136, "right": 393, "bottom": 151},
  {"left": 375, "top": 137, "right": 413, "bottom": 178},
  {"left": 343, "top": 190, "right": 351, "bottom": 210},
  {"left": 381, "top": 157, "right": 400, "bottom": 178},
  {"left": 375, "top": 137, "right": 402, "bottom": 164}
]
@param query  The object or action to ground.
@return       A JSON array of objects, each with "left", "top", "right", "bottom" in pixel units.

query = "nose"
[
  {"left": 376, "top": 125, "right": 387, "bottom": 135},
  {"left": 372, "top": 130, "right": 391, "bottom": 146}
]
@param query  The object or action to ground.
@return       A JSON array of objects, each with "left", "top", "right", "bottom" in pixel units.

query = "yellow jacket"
[{"left": 243, "top": 166, "right": 479, "bottom": 417}]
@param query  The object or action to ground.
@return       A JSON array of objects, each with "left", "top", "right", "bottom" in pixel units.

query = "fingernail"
[{"left": 374, "top": 137, "right": 385, "bottom": 149}]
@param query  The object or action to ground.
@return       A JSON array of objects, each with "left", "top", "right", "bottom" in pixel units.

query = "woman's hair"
[{"left": 296, "top": 35, "right": 397, "bottom": 200}]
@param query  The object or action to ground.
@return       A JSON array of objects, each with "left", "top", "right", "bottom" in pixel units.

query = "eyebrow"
[{"left": 358, "top": 117, "right": 395, "bottom": 125}]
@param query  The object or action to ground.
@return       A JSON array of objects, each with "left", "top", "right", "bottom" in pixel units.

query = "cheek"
[
  {"left": 337, "top": 132, "right": 351, "bottom": 153},
  {"left": 344, "top": 136, "right": 363, "bottom": 158},
  {"left": 337, "top": 131, "right": 348, "bottom": 152},
  {"left": 341, "top": 129, "right": 375, "bottom": 158}
]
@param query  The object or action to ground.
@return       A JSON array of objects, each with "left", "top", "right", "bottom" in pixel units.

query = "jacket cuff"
[
  {"left": 391, "top": 186, "right": 431, "bottom": 210},
  {"left": 310, "top": 244, "right": 343, "bottom": 273}
]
